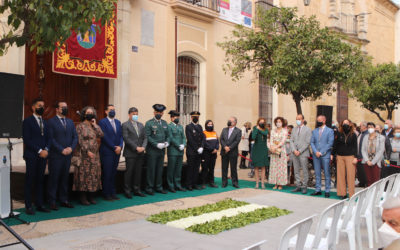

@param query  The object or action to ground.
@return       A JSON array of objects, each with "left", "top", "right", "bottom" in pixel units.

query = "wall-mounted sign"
[{"left": 219, "top": 0, "right": 252, "bottom": 28}]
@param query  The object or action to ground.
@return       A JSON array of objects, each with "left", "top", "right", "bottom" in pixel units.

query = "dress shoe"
[
  {"left": 310, "top": 191, "right": 322, "bottom": 196},
  {"left": 222, "top": 183, "right": 227, "bottom": 188},
  {"left": 37, "top": 206, "right": 51, "bottom": 213},
  {"left": 125, "top": 193, "right": 133, "bottom": 199},
  {"left": 325, "top": 193, "right": 330, "bottom": 198},
  {"left": 156, "top": 189, "right": 167, "bottom": 194},
  {"left": 291, "top": 187, "right": 302, "bottom": 193},
  {"left": 201, "top": 185, "right": 206, "bottom": 189},
  {"left": 50, "top": 204, "right": 59, "bottom": 211},
  {"left": 134, "top": 192, "right": 146, "bottom": 197},
  {"left": 209, "top": 183, "right": 218, "bottom": 188},
  {"left": 176, "top": 187, "right": 186, "bottom": 192},
  {"left": 340, "top": 195, "right": 348, "bottom": 200},
  {"left": 60, "top": 202, "right": 74, "bottom": 208},
  {"left": 233, "top": 184, "right": 240, "bottom": 188},
  {"left": 194, "top": 185, "right": 202, "bottom": 190},
  {"left": 104, "top": 196, "right": 113, "bottom": 201},
  {"left": 25, "top": 207, "right": 35, "bottom": 215},
  {"left": 111, "top": 195, "right": 120, "bottom": 200},
  {"left": 168, "top": 188, "right": 176, "bottom": 193},
  {"left": 301, "top": 188, "right": 308, "bottom": 194},
  {"left": 146, "top": 190, "right": 154, "bottom": 195},
  {"left": 187, "top": 186, "right": 193, "bottom": 191}
]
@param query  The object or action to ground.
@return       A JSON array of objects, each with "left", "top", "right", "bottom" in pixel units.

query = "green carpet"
[{"left": 4, "top": 178, "right": 339, "bottom": 226}]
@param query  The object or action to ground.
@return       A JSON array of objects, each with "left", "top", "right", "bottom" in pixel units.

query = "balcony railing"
[
  {"left": 179, "top": 0, "right": 220, "bottom": 12},
  {"left": 255, "top": 0, "right": 275, "bottom": 12}
]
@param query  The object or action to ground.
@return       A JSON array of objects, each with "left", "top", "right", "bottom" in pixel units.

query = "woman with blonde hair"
[{"left": 251, "top": 118, "right": 269, "bottom": 188}]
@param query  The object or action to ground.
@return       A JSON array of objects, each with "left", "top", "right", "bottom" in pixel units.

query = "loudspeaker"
[
  {"left": 316, "top": 105, "right": 333, "bottom": 128},
  {"left": 0, "top": 72, "right": 25, "bottom": 138}
]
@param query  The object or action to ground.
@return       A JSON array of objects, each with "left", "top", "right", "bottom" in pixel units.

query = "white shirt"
[
  {"left": 33, "top": 114, "right": 43, "bottom": 128},
  {"left": 228, "top": 127, "right": 234, "bottom": 139},
  {"left": 108, "top": 117, "right": 116, "bottom": 132}
]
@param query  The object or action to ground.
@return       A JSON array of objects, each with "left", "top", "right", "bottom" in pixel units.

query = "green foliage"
[
  {"left": 217, "top": 7, "right": 368, "bottom": 114},
  {"left": 345, "top": 63, "right": 400, "bottom": 122},
  {"left": 186, "top": 206, "right": 292, "bottom": 235},
  {"left": 0, "top": 0, "right": 116, "bottom": 55},
  {"left": 146, "top": 198, "right": 249, "bottom": 224}
]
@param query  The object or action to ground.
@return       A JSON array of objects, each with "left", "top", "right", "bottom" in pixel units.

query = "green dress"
[{"left": 251, "top": 126, "right": 269, "bottom": 167}]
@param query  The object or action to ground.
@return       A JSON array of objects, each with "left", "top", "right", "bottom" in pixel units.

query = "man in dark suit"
[
  {"left": 382, "top": 119, "right": 396, "bottom": 179},
  {"left": 220, "top": 116, "right": 242, "bottom": 188},
  {"left": 99, "top": 104, "right": 123, "bottom": 201},
  {"left": 382, "top": 120, "right": 394, "bottom": 139},
  {"left": 47, "top": 101, "right": 77, "bottom": 210},
  {"left": 122, "top": 107, "right": 147, "bottom": 198},
  {"left": 185, "top": 111, "right": 205, "bottom": 191},
  {"left": 22, "top": 98, "right": 51, "bottom": 215}
]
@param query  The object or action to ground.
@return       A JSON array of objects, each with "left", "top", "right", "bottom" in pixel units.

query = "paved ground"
[{"left": 1, "top": 164, "right": 373, "bottom": 250}]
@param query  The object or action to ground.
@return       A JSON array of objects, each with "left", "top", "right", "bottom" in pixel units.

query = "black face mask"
[
  {"left": 206, "top": 125, "right": 214, "bottom": 132},
  {"left": 259, "top": 123, "right": 265, "bottom": 129},
  {"left": 35, "top": 107, "right": 44, "bottom": 116},
  {"left": 108, "top": 110, "right": 116, "bottom": 118},
  {"left": 61, "top": 107, "right": 68, "bottom": 116},
  {"left": 316, "top": 121, "right": 323, "bottom": 127},
  {"left": 227, "top": 121, "right": 232, "bottom": 127},
  {"left": 155, "top": 114, "right": 162, "bottom": 120},
  {"left": 342, "top": 124, "right": 350, "bottom": 133},
  {"left": 192, "top": 117, "right": 199, "bottom": 123},
  {"left": 173, "top": 118, "right": 179, "bottom": 124},
  {"left": 85, "top": 113, "right": 95, "bottom": 121}
]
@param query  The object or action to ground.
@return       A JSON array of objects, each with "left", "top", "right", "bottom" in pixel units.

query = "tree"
[
  {"left": 346, "top": 63, "right": 400, "bottom": 122},
  {"left": 217, "top": 7, "right": 367, "bottom": 115},
  {"left": 0, "top": 0, "right": 116, "bottom": 55}
]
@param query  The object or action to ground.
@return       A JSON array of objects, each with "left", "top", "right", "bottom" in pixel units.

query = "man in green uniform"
[
  {"left": 145, "top": 104, "right": 169, "bottom": 195},
  {"left": 166, "top": 110, "right": 186, "bottom": 193}
]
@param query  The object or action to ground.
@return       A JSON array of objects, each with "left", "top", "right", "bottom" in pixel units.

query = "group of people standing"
[
  {"left": 22, "top": 99, "right": 244, "bottom": 215},
  {"left": 240, "top": 114, "right": 400, "bottom": 199}
]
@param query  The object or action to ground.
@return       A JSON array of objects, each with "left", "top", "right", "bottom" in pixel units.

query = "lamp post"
[{"left": 304, "top": 0, "right": 311, "bottom": 6}]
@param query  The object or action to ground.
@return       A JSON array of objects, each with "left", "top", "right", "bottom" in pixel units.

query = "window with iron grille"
[
  {"left": 259, "top": 75, "right": 273, "bottom": 126},
  {"left": 177, "top": 56, "right": 200, "bottom": 127}
]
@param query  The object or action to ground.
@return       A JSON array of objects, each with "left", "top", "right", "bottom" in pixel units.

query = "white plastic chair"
[
  {"left": 278, "top": 214, "right": 317, "bottom": 250},
  {"left": 360, "top": 181, "right": 378, "bottom": 248},
  {"left": 388, "top": 173, "right": 400, "bottom": 198},
  {"left": 242, "top": 240, "right": 267, "bottom": 250},
  {"left": 288, "top": 200, "right": 345, "bottom": 250},
  {"left": 378, "top": 175, "right": 397, "bottom": 216}
]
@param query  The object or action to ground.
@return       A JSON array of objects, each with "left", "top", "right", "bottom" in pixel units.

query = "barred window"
[
  {"left": 177, "top": 56, "right": 200, "bottom": 127},
  {"left": 259, "top": 75, "right": 273, "bottom": 126}
]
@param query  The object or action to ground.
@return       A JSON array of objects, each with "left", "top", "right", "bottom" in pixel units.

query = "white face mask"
[
  {"left": 379, "top": 222, "right": 400, "bottom": 247},
  {"left": 276, "top": 123, "right": 282, "bottom": 128},
  {"left": 368, "top": 128, "right": 375, "bottom": 134},
  {"left": 296, "top": 120, "right": 302, "bottom": 126}
]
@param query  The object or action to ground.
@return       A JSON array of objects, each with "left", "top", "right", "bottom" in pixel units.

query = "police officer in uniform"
[
  {"left": 185, "top": 111, "right": 206, "bottom": 191},
  {"left": 167, "top": 110, "right": 186, "bottom": 192},
  {"left": 145, "top": 104, "right": 169, "bottom": 195}
]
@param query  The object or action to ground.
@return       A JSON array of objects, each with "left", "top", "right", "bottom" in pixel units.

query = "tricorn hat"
[
  {"left": 190, "top": 111, "right": 200, "bottom": 116},
  {"left": 152, "top": 104, "right": 166, "bottom": 112},
  {"left": 168, "top": 110, "right": 180, "bottom": 117}
]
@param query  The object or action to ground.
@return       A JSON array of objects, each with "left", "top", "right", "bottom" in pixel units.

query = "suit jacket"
[
  {"left": 290, "top": 125, "right": 312, "bottom": 157},
  {"left": 220, "top": 127, "right": 242, "bottom": 156},
  {"left": 382, "top": 128, "right": 394, "bottom": 139},
  {"left": 168, "top": 122, "right": 186, "bottom": 156},
  {"left": 48, "top": 116, "right": 78, "bottom": 159},
  {"left": 99, "top": 118, "right": 123, "bottom": 156},
  {"left": 357, "top": 130, "right": 368, "bottom": 159},
  {"left": 310, "top": 126, "right": 334, "bottom": 159},
  {"left": 185, "top": 123, "right": 205, "bottom": 156},
  {"left": 22, "top": 115, "right": 51, "bottom": 159},
  {"left": 122, "top": 120, "right": 147, "bottom": 157},
  {"left": 361, "top": 133, "right": 386, "bottom": 168}
]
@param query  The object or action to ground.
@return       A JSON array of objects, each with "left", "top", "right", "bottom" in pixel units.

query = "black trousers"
[
  {"left": 380, "top": 165, "right": 400, "bottom": 179},
  {"left": 125, "top": 154, "right": 144, "bottom": 194},
  {"left": 356, "top": 161, "right": 367, "bottom": 187},
  {"left": 221, "top": 152, "right": 238, "bottom": 185},
  {"left": 186, "top": 154, "right": 201, "bottom": 188},
  {"left": 48, "top": 156, "right": 71, "bottom": 204},
  {"left": 201, "top": 151, "right": 217, "bottom": 184},
  {"left": 24, "top": 156, "right": 46, "bottom": 208}
]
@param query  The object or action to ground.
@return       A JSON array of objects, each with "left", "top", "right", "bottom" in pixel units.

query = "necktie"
[
  {"left": 61, "top": 118, "right": 66, "bottom": 129},
  {"left": 111, "top": 119, "right": 116, "bottom": 133},
  {"left": 319, "top": 127, "right": 323, "bottom": 140},
  {"left": 133, "top": 122, "right": 139, "bottom": 136},
  {"left": 228, "top": 128, "right": 233, "bottom": 139},
  {"left": 39, "top": 117, "right": 44, "bottom": 136},
  {"left": 298, "top": 127, "right": 301, "bottom": 136}
]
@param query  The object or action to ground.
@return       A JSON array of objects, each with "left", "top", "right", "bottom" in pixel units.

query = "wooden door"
[{"left": 24, "top": 48, "right": 109, "bottom": 122}]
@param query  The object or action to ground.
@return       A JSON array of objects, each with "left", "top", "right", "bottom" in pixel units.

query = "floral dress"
[
  {"left": 268, "top": 128, "right": 288, "bottom": 185},
  {"left": 73, "top": 122, "right": 104, "bottom": 192}
]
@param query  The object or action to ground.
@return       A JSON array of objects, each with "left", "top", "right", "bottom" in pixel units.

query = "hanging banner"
[
  {"left": 219, "top": 0, "right": 252, "bottom": 28},
  {"left": 52, "top": 6, "right": 117, "bottom": 79}
]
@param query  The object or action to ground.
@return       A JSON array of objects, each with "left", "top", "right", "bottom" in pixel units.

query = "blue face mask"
[
  {"left": 384, "top": 124, "right": 389, "bottom": 130},
  {"left": 395, "top": 132, "right": 400, "bottom": 138},
  {"left": 296, "top": 120, "right": 301, "bottom": 126},
  {"left": 108, "top": 110, "right": 116, "bottom": 118},
  {"left": 132, "top": 115, "right": 138, "bottom": 122}
]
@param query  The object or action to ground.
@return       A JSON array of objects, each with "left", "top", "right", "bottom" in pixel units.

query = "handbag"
[{"left": 71, "top": 149, "right": 82, "bottom": 168}]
